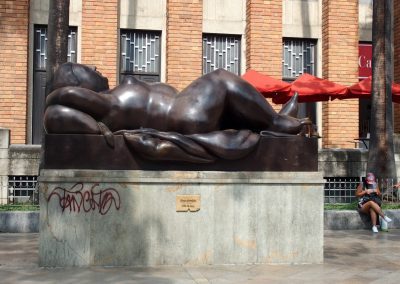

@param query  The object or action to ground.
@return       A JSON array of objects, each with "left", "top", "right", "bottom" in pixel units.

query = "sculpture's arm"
[
  {"left": 121, "top": 130, "right": 215, "bottom": 163},
  {"left": 46, "top": 86, "right": 112, "bottom": 120}
]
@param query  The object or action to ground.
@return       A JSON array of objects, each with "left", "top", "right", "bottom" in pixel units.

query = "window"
[
  {"left": 202, "top": 34, "right": 241, "bottom": 75},
  {"left": 120, "top": 30, "right": 161, "bottom": 83},
  {"left": 33, "top": 26, "right": 77, "bottom": 71},
  {"left": 32, "top": 25, "right": 77, "bottom": 144},
  {"left": 358, "top": 42, "right": 372, "bottom": 137},
  {"left": 282, "top": 38, "right": 317, "bottom": 123},
  {"left": 282, "top": 38, "right": 315, "bottom": 80}
]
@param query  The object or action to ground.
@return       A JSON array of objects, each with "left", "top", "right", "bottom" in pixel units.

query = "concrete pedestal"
[{"left": 39, "top": 170, "right": 324, "bottom": 267}]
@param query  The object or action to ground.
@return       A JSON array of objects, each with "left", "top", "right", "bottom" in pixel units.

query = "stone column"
[
  {"left": 81, "top": 0, "right": 118, "bottom": 87},
  {"left": 245, "top": 0, "right": 282, "bottom": 78},
  {"left": 246, "top": 0, "right": 282, "bottom": 111},
  {"left": 166, "top": 0, "right": 203, "bottom": 91},
  {"left": 0, "top": 128, "right": 10, "bottom": 205},
  {"left": 322, "top": 0, "right": 359, "bottom": 148},
  {"left": 0, "top": 0, "right": 29, "bottom": 144}
]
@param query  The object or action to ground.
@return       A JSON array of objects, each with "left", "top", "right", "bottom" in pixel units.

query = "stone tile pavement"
[{"left": 0, "top": 230, "right": 399, "bottom": 283}]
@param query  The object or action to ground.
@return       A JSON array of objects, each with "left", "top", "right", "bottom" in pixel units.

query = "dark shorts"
[{"left": 358, "top": 195, "right": 382, "bottom": 209}]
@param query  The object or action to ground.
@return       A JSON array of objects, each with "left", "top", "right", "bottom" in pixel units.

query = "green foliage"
[
  {"left": 324, "top": 201, "right": 358, "bottom": 210},
  {"left": 2, "top": 202, "right": 400, "bottom": 212},
  {"left": 324, "top": 201, "right": 400, "bottom": 210},
  {"left": 0, "top": 204, "right": 39, "bottom": 211},
  {"left": 382, "top": 203, "right": 400, "bottom": 210}
]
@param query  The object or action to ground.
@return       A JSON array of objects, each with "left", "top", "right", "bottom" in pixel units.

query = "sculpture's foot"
[
  {"left": 270, "top": 115, "right": 312, "bottom": 135},
  {"left": 98, "top": 122, "right": 115, "bottom": 148},
  {"left": 279, "top": 92, "right": 299, "bottom": 117},
  {"left": 260, "top": 130, "right": 297, "bottom": 137}
]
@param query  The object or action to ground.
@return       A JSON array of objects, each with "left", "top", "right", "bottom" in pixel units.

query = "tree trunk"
[
  {"left": 367, "top": 0, "right": 396, "bottom": 181},
  {"left": 40, "top": 0, "right": 70, "bottom": 170},
  {"left": 45, "top": 0, "right": 70, "bottom": 95}
]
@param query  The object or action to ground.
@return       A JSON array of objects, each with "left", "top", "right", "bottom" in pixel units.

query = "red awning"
[
  {"left": 242, "top": 69, "right": 291, "bottom": 98},
  {"left": 272, "top": 73, "right": 348, "bottom": 104},
  {"left": 346, "top": 76, "right": 373, "bottom": 98},
  {"left": 343, "top": 76, "right": 400, "bottom": 102}
]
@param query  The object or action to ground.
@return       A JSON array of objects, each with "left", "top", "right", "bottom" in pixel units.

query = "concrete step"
[
  {"left": 0, "top": 211, "right": 39, "bottom": 233},
  {"left": 324, "top": 209, "right": 400, "bottom": 230},
  {"left": 1, "top": 210, "right": 400, "bottom": 233}
]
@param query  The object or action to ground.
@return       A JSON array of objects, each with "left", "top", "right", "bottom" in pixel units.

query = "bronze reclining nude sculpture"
[{"left": 44, "top": 63, "right": 313, "bottom": 164}]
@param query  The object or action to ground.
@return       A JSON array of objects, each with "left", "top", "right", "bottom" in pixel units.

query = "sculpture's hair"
[
  {"left": 49, "top": 62, "right": 109, "bottom": 93},
  {"left": 49, "top": 62, "right": 80, "bottom": 93}
]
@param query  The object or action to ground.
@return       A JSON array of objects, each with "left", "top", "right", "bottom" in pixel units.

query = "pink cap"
[{"left": 366, "top": 172, "right": 376, "bottom": 184}]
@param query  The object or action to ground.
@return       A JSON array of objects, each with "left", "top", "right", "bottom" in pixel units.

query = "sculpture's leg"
[
  {"left": 170, "top": 69, "right": 276, "bottom": 134},
  {"left": 279, "top": 92, "right": 299, "bottom": 117},
  {"left": 213, "top": 69, "right": 311, "bottom": 134}
]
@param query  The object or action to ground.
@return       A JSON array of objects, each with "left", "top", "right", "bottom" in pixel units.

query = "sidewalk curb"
[
  {"left": 0, "top": 211, "right": 39, "bottom": 233},
  {"left": 324, "top": 209, "right": 400, "bottom": 230},
  {"left": 1, "top": 210, "right": 400, "bottom": 233}
]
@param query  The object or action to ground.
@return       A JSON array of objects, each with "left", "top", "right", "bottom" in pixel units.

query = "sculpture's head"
[{"left": 50, "top": 62, "right": 109, "bottom": 93}]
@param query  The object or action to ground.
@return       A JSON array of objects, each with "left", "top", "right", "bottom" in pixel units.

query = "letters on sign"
[{"left": 176, "top": 195, "right": 201, "bottom": 212}]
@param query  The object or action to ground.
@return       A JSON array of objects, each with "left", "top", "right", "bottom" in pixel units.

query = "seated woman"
[
  {"left": 356, "top": 173, "right": 392, "bottom": 233},
  {"left": 44, "top": 63, "right": 312, "bottom": 162}
]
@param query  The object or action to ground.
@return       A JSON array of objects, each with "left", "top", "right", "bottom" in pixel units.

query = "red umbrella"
[
  {"left": 392, "top": 83, "right": 400, "bottom": 103},
  {"left": 272, "top": 73, "right": 348, "bottom": 104},
  {"left": 345, "top": 76, "right": 373, "bottom": 99},
  {"left": 341, "top": 76, "right": 400, "bottom": 102},
  {"left": 242, "top": 69, "right": 291, "bottom": 98}
]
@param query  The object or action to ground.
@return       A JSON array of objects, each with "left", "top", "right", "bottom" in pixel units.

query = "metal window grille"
[
  {"left": 67, "top": 29, "right": 77, "bottom": 63},
  {"left": 282, "top": 39, "right": 315, "bottom": 79},
  {"left": 324, "top": 176, "right": 400, "bottom": 204},
  {"left": 34, "top": 26, "right": 78, "bottom": 70},
  {"left": 202, "top": 34, "right": 241, "bottom": 75},
  {"left": 324, "top": 177, "right": 360, "bottom": 204},
  {"left": 8, "top": 176, "right": 38, "bottom": 204},
  {"left": 34, "top": 27, "right": 47, "bottom": 70},
  {"left": 120, "top": 30, "right": 161, "bottom": 75}
]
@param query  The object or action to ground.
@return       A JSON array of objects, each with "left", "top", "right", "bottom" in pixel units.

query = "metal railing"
[
  {"left": 324, "top": 177, "right": 360, "bottom": 204},
  {"left": 3, "top": 176, "right": 39, "bottom": 205},
  {"left": 324, "top": 176, "right": 400, "bottom": 204},
  {"left": 2, "top": 175, "right": 399, "bottom": 207}
]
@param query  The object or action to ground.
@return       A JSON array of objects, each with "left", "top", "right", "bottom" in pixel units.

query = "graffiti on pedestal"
[{"left": 47, "top": 183, "right": 121, "bottom": 215}]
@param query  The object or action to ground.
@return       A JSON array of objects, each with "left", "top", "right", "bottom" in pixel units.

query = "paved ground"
[{"left": 0, "top": 230, "right": 400, "bottom": 283}]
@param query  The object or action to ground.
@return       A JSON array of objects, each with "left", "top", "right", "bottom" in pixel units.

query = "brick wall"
[
  {"left": 322, "top": 0, "right": 359, "bottom": 148},
  {"left": 245, "top": 0, "right": 282, "bottom": 78},
  {"left": 81, "top": 0, "right": 118, "bottom": 88},
  {"left": 394, "top": 1, "right": 400, "bottom": 133},
  {"left": 246, "top": 0, "right": 282, "bottom": 111},
  {"left": 166, "top": 0, "right": 203, "bottom": 91},
  {"left": 0, "top": 0, "right": 29, "bottom": 144}
]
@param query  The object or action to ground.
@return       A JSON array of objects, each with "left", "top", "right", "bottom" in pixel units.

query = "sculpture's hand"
[{"left": 98, "top": 122, "right": 114, "bottom": 148}]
